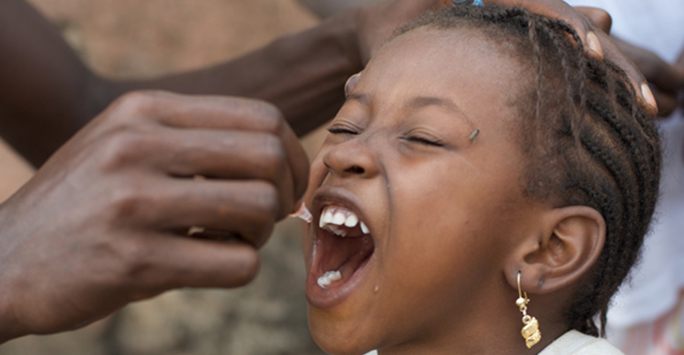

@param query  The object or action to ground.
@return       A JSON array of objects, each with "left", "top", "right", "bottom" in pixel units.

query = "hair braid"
[{"left": 394, "top": 4, "right": 662, "bottom": 336}]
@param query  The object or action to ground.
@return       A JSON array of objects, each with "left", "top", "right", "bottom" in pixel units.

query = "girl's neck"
[{"left": 376, "top": 306, "right": 571, "bottom": 355}]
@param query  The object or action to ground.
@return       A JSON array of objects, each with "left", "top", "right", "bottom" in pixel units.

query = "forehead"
[
  {"left": 368, "top": 26, "right": 529, "bottom": 85},
  {"left": 359, "top": 26, "right": 531, "bottom": 126}
]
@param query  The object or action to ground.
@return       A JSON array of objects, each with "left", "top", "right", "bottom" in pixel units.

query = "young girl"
[{"left": 299, "top": 4, "right": 661, "bottom": 355}]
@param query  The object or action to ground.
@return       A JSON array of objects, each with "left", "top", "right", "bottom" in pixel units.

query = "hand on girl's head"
[
  {"left": 301, "top": 5, "right": 661, "bottom": 355},
  {"left": 480, "top": 0, "right": 659, "bottom": 116}
]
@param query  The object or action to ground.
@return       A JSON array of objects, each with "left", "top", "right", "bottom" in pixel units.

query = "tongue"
[{"left": 316, "top": 230, "right": 374, "bottom": 287}]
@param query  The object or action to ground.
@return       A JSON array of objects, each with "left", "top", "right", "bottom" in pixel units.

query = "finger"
[
  {"left": 482, "top": 0, "right": 656, "bottom": 115},
  {"left": 591, "top": 30, "right": 658, "bottom": 116},
  {"left": 575, "top": 7, "right": 611, "bottom": 34},
  {"left": 151, "top": 128, "right": 297, "bottom": 218},
  {"left": 158, "top": 93, "right": 310, "bottom": 203},
  {"left": 126, "top": 233, "right": 261, "bottom": 291},
  {"left": 139, "top": 179, "right": 279, "bottom": 248},
  {"left": 651, "top": 86, "right": 679, "bottom": 117},
  {"left": 613, "top": 36, "right": 684, "bottom": 94},
  {"left": 112, "top": 91, "right": 310, "bottom": 206}
]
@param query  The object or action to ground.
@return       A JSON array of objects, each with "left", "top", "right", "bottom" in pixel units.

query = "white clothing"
[
  {"left": 364, "top": 331, "right": 624, "bottom": 355},
  {"left": 539, "top": 330, "right": 625, "bottom": 355},
  {"left": 563, "top": 0, "right": 684, "bottom": 330}
]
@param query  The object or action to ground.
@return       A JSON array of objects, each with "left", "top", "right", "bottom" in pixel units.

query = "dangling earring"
[{"left": 516, "top": 271, "right": 541, "bottom": 349}]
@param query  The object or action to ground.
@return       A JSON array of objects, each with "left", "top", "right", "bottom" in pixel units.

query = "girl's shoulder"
[{"left": 539, "top": 330, "right": 624, "bottom": 355}]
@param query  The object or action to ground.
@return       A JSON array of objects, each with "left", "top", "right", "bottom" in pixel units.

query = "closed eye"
[
  {"left": 327, "top": 127, "right": 358, "bottom": 135},
  {"left": 403, "top": 135, "right": 444, "bottom": 147}
]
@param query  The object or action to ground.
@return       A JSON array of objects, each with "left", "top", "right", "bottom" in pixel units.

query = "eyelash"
[
  {"left": 403, "top": 135, "right": 444, "bottom": 147},
  {"left": 328, "top": 127, "right": 445, "bottom": 147},
  {"left": 327, "top": 127, "right": 357, "bottom": 135}
]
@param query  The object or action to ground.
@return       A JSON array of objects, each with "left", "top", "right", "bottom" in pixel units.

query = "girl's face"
[{"left": 303, "top": 27, "right": 539, "bottom": 354}]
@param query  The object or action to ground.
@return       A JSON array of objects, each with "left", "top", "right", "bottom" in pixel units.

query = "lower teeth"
[{"left": 317, "top": 270, "right": 342, "bottom": 289}]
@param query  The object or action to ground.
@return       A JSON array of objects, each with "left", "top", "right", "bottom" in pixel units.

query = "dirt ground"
[{"left": 0, "top": 1, "right": 330, "bottom": 354}]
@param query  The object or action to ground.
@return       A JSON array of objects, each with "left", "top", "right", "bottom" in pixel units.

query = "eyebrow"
[
  {"left": 346, "top": 93, "right": 474, "bottom": 127},
  {"left": 405, "top": 96, "right": 475, "bottom": 127}
]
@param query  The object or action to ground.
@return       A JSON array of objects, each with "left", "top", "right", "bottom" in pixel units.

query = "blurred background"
[{"left": 0, "top": 0, "right": 331, "bottom": 354}]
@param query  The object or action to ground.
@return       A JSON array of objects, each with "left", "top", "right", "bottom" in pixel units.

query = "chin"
[{"left": 308, "top": 307, "right": 379, "bottom": 355}]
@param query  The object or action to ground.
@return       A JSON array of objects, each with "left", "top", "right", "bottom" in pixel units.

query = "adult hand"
[
  {"left": 612, "top": 37, "right": 684, "bottom": 117},
  {"left": 355, "top": 0, "right": 658, "bottom": 116},
  {"left": 0, "top": 91, "right": 309, "bottom": 342},
  {"left": 482, "top": 0, "right": 659, "bottom": 116}
]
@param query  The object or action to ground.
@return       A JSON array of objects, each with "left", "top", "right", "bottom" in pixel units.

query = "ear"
[{"left": 504, "top": 206, "right": 606, "bottom": 294}]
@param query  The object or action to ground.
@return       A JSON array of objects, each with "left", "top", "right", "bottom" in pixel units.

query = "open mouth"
[{"left": 306, "top": 203, "right": 376, "bottom": 308}]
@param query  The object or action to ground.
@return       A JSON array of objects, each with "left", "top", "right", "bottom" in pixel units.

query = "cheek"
[{"left": 382, "top": 163, "right": 513, "bottom": 292}]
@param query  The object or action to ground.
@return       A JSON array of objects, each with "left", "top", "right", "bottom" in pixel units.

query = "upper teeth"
[{"left": 319, "top": 206, "right": 370, "bottom": 236}]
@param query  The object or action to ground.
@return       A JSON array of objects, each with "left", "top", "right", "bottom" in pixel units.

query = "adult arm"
[
  {"left": 0, "top": 0, "right": 362, "bottom": 166},
  {"left": 0, "top": 0, "right": 456, "bottom": 343}
]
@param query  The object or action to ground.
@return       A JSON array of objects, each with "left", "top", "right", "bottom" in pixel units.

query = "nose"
[{"left": 322, "top": 138, "right": 379, "bottom": 179}]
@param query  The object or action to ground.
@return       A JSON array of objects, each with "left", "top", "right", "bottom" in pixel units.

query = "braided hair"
[{"left": 394, "top": 5, "right": 662, "bottom": 336}]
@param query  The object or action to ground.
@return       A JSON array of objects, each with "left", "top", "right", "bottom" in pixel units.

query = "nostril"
[{"left": 346, "top": 165, "right": 365, "bottom": 174}]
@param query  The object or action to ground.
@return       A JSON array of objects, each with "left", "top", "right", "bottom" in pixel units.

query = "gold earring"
[{"left": 516, "top": 271, "right": 541, "bottom": 349}]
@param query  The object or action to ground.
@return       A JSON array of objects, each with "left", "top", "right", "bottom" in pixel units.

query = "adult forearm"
[
  {"left": 0, "top": 0, "right": 117, "bottom": 166},
  {"left": 0, "top": 1, "right": 362, "bottom": 168},
  {"left": 123, "top": 8, "right": 363, "bottom": 136}
]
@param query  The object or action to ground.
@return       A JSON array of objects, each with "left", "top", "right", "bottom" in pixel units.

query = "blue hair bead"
[{"left": 452, "top": 0, "right": 485, "bottom": 6}]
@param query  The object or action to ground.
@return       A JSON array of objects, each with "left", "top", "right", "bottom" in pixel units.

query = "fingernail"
[
  {"left": 586, "top": 32, "right": 603, "bottom": 59},
  {"left": 187, "top": 226, "right": 205, "bottom": 236},
  {"left": 290, "top": 202, "right": 312, "bottom": 224},
  {"left": 344, "top": 73, "right": 361, "bottom": 97},
  {"left": 640, "top": 83, "right": 658, "bottom": 115}
]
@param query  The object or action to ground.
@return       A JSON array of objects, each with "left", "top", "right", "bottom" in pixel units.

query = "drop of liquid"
[{"left": 374, "top": 285, "right": 380, "bottom": 294}]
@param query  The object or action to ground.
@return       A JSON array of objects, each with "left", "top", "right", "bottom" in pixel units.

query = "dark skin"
[
  {"left": 0, "top": 92, "right": 309, "bottom": 341},
  {"left": 578, "top": 6, "right": 684, "bottom": 117},
  {"left": 0, "top": 0, "right": 361, "bottom": 166},
  {"left": 612, "top": 37, "right": 684, "bottom": 117},
  {"left": 0, "top": 0, "right": 459, "bottom": 343},
  {"left": 301, "top": 0, "right": 660, "bottom": 117},
  {"left": 0, "top": 0, "right": 650, "bottom": 345},
  {"left": 302, "top": 28, "right": 605, "bottom": 355}
]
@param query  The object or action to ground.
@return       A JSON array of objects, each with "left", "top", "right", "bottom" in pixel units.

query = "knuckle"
[
  {"left": 117, "top": 241, "right": 153, "bottom": 281},
  {"left": 112, "top": 91, "right": 153, "bottom": 117},
  {"left": 99, "top": 127, "right": 149, "bottom": 169},
  {"left": 260, "top": 135, "right": 288, "bottom": 178},
  {"left": 108, "top": 185, "right": 148, "bottom": 220},
  {"left": 253, "top": 182, "right": 280, "bottom": 219},
  {"left": 253, "top": 101, "right": 285, "bottom": 134},
  {"left": 97, "top": 237, "right": 151, "bottom": 284},
  {"left": 111, "top": 91, "right": 159, "bottom": 117}
]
